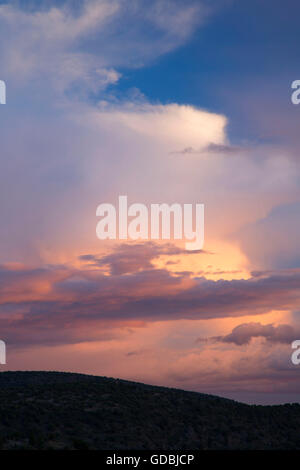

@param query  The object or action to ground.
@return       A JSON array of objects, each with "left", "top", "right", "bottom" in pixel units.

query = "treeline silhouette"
[{"left": 0, "top": 371, "right": 299, "bottom": 450}]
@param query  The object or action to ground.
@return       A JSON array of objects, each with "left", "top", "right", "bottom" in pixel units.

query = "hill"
[{"left": 0, "top": 371, "right": 299, "bottom": 450}]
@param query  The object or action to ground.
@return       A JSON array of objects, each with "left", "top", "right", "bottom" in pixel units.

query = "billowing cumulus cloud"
[{"left": 0, "top": 1, "right": 298, "bottom": 267}]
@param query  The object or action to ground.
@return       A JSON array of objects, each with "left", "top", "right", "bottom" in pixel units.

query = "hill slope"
[{"left": 0, "top": 371, "right": 299, "bottom": 450}]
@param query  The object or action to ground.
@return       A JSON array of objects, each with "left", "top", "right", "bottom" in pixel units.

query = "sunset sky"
[{"left": 1, "top": 0, "right": 300, "bottom": 404}]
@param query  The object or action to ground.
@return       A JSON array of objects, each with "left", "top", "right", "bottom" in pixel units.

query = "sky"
[{"left": 0, "top": 0, "right": 300, "bottom": 404}]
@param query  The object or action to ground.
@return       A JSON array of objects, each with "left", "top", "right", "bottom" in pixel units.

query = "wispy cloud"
[
  {"left": 171, "top": 143, "right": 246, "bottom": 155},
  {"left": 0, "top": 0, "right": 208, "bottom": 96}
]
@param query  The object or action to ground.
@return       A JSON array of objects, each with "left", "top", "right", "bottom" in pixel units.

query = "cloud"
[
  {"left": 164, "top": 339, "right": 299, "bottom": 403},
  {"left": 0, "top": 0, "right": 208, "bottom": 96},
  {"left": 238, "top": 201, "right": 300, "bottom": 270},
  {"left": 210, "top": 322, "right": 298, "bottom": 345},
  {"left": 0, "top": 0, "right": 120, "bottom": 93},
  {"left": 172, "top": 143, "right": 246, "bottom": 155},
  {"left": 79, "top": 242, "right": 206, "bottom": 275},
  {"left": 1, "top": 243, "right": 300, "bottom": 347},
  {"left": 0, "top": 98, "right": 229, "bottom": 263},
  {"left": 93, "top": 102, "right": 227, "bottom": 148}
]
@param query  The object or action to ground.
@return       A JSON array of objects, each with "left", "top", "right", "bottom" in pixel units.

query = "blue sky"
[{"left": 111, "top": 0, "right": 300, "bottom": 144}]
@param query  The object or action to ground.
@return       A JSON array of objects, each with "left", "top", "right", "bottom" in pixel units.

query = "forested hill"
[{"left": 0, "top": 371, "right": 299, "bottom": 450}]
